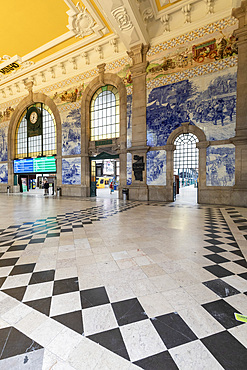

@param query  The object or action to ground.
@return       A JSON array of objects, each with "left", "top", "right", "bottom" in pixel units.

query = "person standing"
[{"left": 44, "top": 180, "right": 49, "bottom": 196}]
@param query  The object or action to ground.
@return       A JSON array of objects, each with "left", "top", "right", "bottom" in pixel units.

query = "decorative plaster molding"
[
  {"left": 112, "top": 6, "right": 133, "bottom": 31},
  {"left": 59, "top": 62, "right": 66, "bottom": 75},
  {"left": 15, "top": 83, "right": 20, "bottom": 93},
  {"left": 81, "top": 52, "right": 90, "bottom": 65},
  {"left": 68, "top": 2, "right": 95, "bottom": 38},
  {"left": 110, "top": 38, "right": 119, "bottom": 53},
  {"left": 49, "top": 67, "right": 56, "bottom": 79},
  {"left": 160, "top": 14, "right": 170, "bottom": 32},
  {"left": 142, "top": 7, "right": 154, "bottom": 25},
  {"left": 205, "top": 0, "right": 215, "bottom": 14},
  {"left": 95, "top": 46, "right": 103, "bottom": 59},
  {"left": 69, "top": 57, "right": 78, "bottom": 70},
  {"left": 182, "top": 4, "right": 192, "bottom": 24}
]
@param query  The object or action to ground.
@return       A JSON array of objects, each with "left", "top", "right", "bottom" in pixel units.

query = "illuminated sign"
[
  {"left": 14, "top": 157, "right": 56, "bottom": 174},
  {"left": 0, "top": 62, "right": 20, "bottom": 75}
]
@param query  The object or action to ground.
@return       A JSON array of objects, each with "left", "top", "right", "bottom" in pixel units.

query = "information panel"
[{"left": 14, "top": 157, "right": 56, "bottom": 174}]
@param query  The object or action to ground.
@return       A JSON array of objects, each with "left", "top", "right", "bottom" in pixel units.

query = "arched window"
[
  {"left": 174, "top": 133, "right": 199, "bottom": 170},
  {"left": 15, "top": 103, "right": 56, "bottom": 159},
  {"left": 90, "top": 85, "right": 119, "bottom": 141}
]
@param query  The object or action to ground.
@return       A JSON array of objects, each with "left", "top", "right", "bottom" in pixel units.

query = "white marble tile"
[
  {"left": 129, "top": 278, "right": 158, "bottom": 297},
  {"left": 82, "top": 304, "right": 118, "bottom": 336},
  {"left": 15, "top": 310, "right": 48, "bottom": 335},
  {"left": 224, "top": 294, "right": 247, "bottom": 313},
  {"left": 222, "top": 275, "right": 247, "bottom": 293},
  {"left": 120, "top": 319, "right": 166, "bottom": 362},
  {"left": 170, "top": 340, "right": 224, "bottom": 370},
  {"left": 105, "top": 283, "right": 135, "bottom": 303},
  {"left": 168, "top": 270, "right": 201, "bottom": 287},
  {"left": 229, "top": 324, "right": 247, "bottom": 347},
  {"left": 184, "top": 283, "right": 219, "bottom": 304},
  {"left": 149, "top": 274, "right": 180, "bottom": 292},
  {"left": 1, "top": 273, "right": 32, "bottom": 289},
  {"left": 0, "top": 266, "right": 13, "bottom": 277},
  {"left": 133, "top": 256, "right": 154, "bottom": 266},
  {"left": 48, "top": 327, "right": 83, "bottom": 361},
  {"left": 1, "top": 302, "right": 32, "bottom": 325},
  {"left": 23, "top": 281, "right": 53, "bottom": 302},
  {"left": 42, "top": 349, "right": 76, "bottom": 370},
  {"left": 68, "top": 337, "right": 105, "bottom": 369},
  {"left": 50, "top": 291, "right": 81, "bottom": 317},
  {"left": 55, "top": 266, "right": 78, "bottom": 280},
  {"left": 30, "top": 318, "right": 64, "bottom": 347},
  {"left": 138, "top": 292, "right": 174, "bottom": 318},
  {"left": 178, "top": 303, "right": 224, "bottom": 338},
  {"left": 141, "top": 264, "right": 166, "bottom": 277},
  {"left": 0, "top": 349, "right": 44, "bottom": 370},
  {"left": 162, "top": 287, "right": 198, "bottom": 311}
]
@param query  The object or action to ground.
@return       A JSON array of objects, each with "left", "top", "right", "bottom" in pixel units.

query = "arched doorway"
[
  {"left": 8, "top": 92, "right": 62, "bottom": 194},
  {"left": 166, "top": 122, "right": 207, "bottom": 204},
  {"left": 81, "top": 67, "right": 127, "bottom": 198},
  {"left": 173, "top": 133, "right": 199, "bottom": 203}
]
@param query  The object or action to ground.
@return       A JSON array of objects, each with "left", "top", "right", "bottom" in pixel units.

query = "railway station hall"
[{"left": 0, "top": 0, "right": 247, "bottom": 369}]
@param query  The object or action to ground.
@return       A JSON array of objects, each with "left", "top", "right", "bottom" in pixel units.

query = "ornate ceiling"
[{"left": 0, "top": 0, "right": 236, "bottom": 99}]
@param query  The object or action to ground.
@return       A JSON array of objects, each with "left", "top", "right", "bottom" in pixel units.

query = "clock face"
[{"left": 30, "top": 111, "right": 38, "bottom": 124}]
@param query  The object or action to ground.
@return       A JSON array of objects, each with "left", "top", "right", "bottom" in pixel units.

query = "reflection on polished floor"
[{"left": 0, "top": 194, "right": 247, "bottom": 369}]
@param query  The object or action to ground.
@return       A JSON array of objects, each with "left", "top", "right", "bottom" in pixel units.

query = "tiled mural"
[
  {"left": 206, "top": 144, "right": 235, "bottom": 186},
  {"left": 127, "top": 153, "right": 132, "bottom": 186},
  {"left": 62, "top": 157, "right": 81, "bottom": 185},
  {"left": 147, "top": 151, "right": 166, "bottom": 186},
  {"left": 0, "top": 163, "right": 8, "bottom": 183},
  {"left": 147, "top": 68, "right": 237, "bottom": 146},
  {"left": 127, "top": 95, "right": 132, "bottom": 149},
  {"left": 61, "top": 108, "right": 81, "bottom": 156},
  {"left": 0, "top": 126, "right": 8, "bottom": 161}
]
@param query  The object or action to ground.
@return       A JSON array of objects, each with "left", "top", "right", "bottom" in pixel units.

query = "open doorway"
[
  {"left": 90, "top": 153, "right": 119, "bottom": 198},
  {"left": 173, "top": 133, "right": 199, "bottom": 204}
]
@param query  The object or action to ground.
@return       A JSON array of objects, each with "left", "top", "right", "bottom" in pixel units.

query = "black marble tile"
[
  {"left": 202, "top": 300, "right": 243, "bottom": 329},
  {"left": 0, "top": 327, "right": 43, "bottom": 360},
  {"left": 231, "top": 250, "right": 244, "bottom": 258},
  {"left": 88, "top": 328, "right": 129, "bottom": 360},
  {"left": 202, "top": 331, "right": 247, "bottom": 370},
  {"left": 10, "top": 263, "right": 35, "bottom": 276},
  {"left": 7, "top": 244, "right": 27, "bottom": 252},
  {"left": 29, "top": 238, "right": 45, "bottom": 244},
  {"left": 29, "top": 270, "right": 55, "bottom": 285},
  {"left": 134, "top": 351, "right": 179, "bottom": 370},
  {"left": 204, "top": 239, "right": 224, "bottom": 245},
  {"left": 203, "top": 265, "right": 234, "bottom": 278},
  {"left": 203, "top": 279, "right": 240, "bottom": 298},
  {"left": 0, "top": 258, "right": 19, "bottom": 267},
  {"left": 46, "top": 233, "right": 60, "bottom": 238},
  {"left": 52, "top": 310, "right": 83, "bottom": 334},
  {"left": 234, "top": 259, "right": 247, "bottom": 268},
  {"left": 228, "top": 242, "right": 239, "bottom": 248},
  {"left": 238, "top": 272, "right": 247, "bottom": 280},
  {"left": 53, "top": 277, "right": 79, "bottom": 295},
  {"left": 112, "top": 298, "right": 147, "bottom": 326},
  {"left": 238, "top": 225, "right": 247, "bottom": 230},
  {"left": 204, "top": 254, "right": 229, "bottom": 264},
  {"left": 151, "top": 313, "right": 197, "bottom": 349},
  {"left": 0, "top": 277, "right": 6, "bottom": 288},
  {"left": 80, "top": 286, "right": 109, "bottom": 309},
  {"left": 25, "top": 297, "right": 52, "bottom": 316},
  {"left": 204, "top": 246, "right": 226, "bottom": 253},
  {"left": 2, "top": 286, "right": 27, "bottom": 301}
]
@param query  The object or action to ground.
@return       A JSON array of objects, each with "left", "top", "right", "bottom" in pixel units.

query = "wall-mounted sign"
[
  {"left": 0, "top": 62, "right": 20, "bottom": 75},
  {"left": 133, "top": 155, "right": 145, "bottom": 181},
  {"left": 14, "top": 157, "right": 56, "bottom": 174}
]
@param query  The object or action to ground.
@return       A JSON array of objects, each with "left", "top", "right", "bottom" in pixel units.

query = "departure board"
[{"left": 14, "top": 157, "right": 56, "bottom": 173}]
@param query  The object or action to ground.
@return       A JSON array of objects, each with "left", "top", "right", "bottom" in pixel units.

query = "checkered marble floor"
[{"left": 0, "top": 195, "right": 246, "bottom": 369}]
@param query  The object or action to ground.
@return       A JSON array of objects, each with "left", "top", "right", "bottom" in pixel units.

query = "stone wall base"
[
  {"left": 148, "top": 186, "right": 173, "bottom": 202},
  {"left": 198, "top": 188, "right": 247, "bottom": 207},
  {"left": 60, "top": 185, "right": 89, "bottom": 197},
  {"left": 129, "top": 185, "right": 149, "bottom": 201}
]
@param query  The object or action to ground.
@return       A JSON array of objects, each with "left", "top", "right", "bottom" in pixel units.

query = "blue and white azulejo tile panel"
[
  {"left": 127, "top": 95, "right": 132, "bottom": 149},
  {"left": 61, "top": 108, "right": 81, "bottom": 156},
  {"left": 206, "top": 144, "right": 235, "bottom": 186},
  {"left": 0, "top": 126, "right": 8, "bottom": 162},
  {"left": 127, "top": 153, "right": 132, "bottom": 185},
  {"left": 62, "top": 157, "right": 81, "bottom": 185},
  {"left": 147, "top": 150, "right": 166, "bottom": 186},
  {"left": 147, "top": 67, "right": 237, "bottom": 147},
  {"left": 0, "top": 163, "right": 8, "bottom": 183}
]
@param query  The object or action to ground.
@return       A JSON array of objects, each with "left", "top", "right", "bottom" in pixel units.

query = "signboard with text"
[{"left": 14, "top": 157, "right": 56, "bottom": 174}]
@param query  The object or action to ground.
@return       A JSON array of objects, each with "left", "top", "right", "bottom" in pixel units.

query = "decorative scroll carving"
[
  {"left": 69, "top": 2, "right": 95, "bottom": 38},
  {"left": 112, "top": 6, "right": 133, "bottom": 31},
  {"left": 182, "top": 4, "right": 192, "bottom": 24},
  {"left": 142, "top": 7, "right": 154, "bottom": 25},
  {"left": 161, "top": 14, "right": 170, "bottom": 32}
]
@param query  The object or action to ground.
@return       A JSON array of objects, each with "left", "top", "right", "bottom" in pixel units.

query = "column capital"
[
  {"left": 232, "top": 1, "right": 247, "bottom": 28},
  {"left": 127, "top": 44, "right": 150, "bottom": 66},
  {"left": 196, "top": 141, "right": 210, "bottom": 149}
]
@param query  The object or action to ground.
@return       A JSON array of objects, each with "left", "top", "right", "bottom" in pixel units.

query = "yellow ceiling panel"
[{"left": 0, "top": 0, "right": 69, "bottom": 58}]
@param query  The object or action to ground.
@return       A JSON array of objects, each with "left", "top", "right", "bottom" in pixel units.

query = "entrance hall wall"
[
  {"left": 144, "top": 18, "right": 239, "bottom": 203},
  {"left": 0, "top": 118, "right": 9, "bottom": 190}
]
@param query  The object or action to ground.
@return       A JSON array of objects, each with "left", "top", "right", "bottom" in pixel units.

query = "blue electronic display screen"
[
  {"left": 13, "top": 157, "right": 56, "bottom": 174},
  {"left": 14, "top": 159, "right": 34, "bottom": 173}
]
